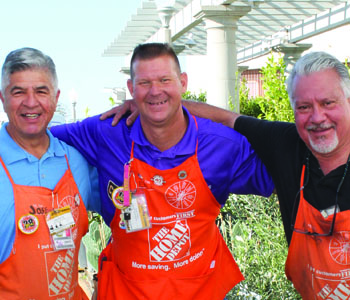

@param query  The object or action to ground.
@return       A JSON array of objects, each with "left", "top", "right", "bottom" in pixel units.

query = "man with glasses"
[{"left": 106, "top": 51, "right": 350, "bottom": 299}]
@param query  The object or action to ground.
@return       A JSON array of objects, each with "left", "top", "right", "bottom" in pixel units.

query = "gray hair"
[
  {"left": 287, "top": 51, "right": 350, "bottom": 109},
  {"left": 1, "top": 47, "right": 58, "bottom": 93}
]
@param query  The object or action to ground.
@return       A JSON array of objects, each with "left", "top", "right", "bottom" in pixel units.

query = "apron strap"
[{"left": 0, "top": 156, "right": 15, "bottom": 185}]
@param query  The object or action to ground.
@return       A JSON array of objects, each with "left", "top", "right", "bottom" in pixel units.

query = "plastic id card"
[{"left": 125, "top": 190, "right": 151, "bottom": 233}]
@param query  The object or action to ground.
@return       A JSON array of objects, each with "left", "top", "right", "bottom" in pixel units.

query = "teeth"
[
  {"left": 149, "top": 100, "right": 167, "bottom": 105},
  {"left": 24, "top": 114, "right": 39, "bottom": 118}
]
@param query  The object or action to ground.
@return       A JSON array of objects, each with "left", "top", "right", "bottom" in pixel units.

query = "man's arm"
[
  {"left": 100, "top": 100, "right": 138, "bottom": 126},
  {"left": 100, "top": 99, "right": 240, "bottom": 128},
  {"left": 51, "top": 116, "right": 102, "bottom": 166},
  {"left": 182, "top": 100, "right": 239, "bottom": 128}
]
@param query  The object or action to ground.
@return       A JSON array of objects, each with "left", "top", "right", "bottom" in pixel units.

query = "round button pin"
[
  {"left": 112, "top": 187, "right": 126, "bottom": 209},
  {"left": 18, "top": 214, "right": 39, "bottom": 235}
]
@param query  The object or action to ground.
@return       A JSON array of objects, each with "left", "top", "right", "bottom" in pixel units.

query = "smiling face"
[
  {"left": 0, "top": 68, "right": 60, "bottom": 144},
  {"left": 293, "top": 68, "right": 350, "bottom": 157},
  {"left": 127, "top": 54, "right": 187, "bottom": 131}
]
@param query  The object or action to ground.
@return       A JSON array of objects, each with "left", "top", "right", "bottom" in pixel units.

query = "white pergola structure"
[{"left": 103, "top": 0, "right": 350, "bottom": 110}]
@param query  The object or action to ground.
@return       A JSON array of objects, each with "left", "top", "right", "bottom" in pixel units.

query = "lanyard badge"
[
  {"left": 121, "top": 190, "right": 151, "bottom": 233},
  {"left": 111, "top": 161, "right": 132, "bottom": 210},
  {"left": 117, "top": 160, "right": 151, "bottom": 233},
  {"left": 46, "top": 205, "right": 76, "bottom": 251},
  {"left": 123, "top": 160, "right": 132, "bottom": 207}
]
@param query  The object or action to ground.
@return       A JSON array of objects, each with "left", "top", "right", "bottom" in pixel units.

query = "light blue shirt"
[{"left": 0, "top": 123, "right": 101, "bottom": 263}]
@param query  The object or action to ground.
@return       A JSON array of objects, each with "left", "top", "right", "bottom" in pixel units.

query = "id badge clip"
[
  {"left": 46, "top": 206, "right": 76, "bottom": 251},
  {"left": 113, "top": 161, "right": 133, "bottom": 210},
  {"left": 118, "top": 160, "right": 151, "bottom": 232},
  {"left": 123, "top": 189, "right": 151, "bottom": 233}
]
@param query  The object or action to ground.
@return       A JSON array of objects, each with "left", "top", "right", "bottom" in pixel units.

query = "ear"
[
  {"left": 0, "top": 91, "right": 4, "bottom": 105},
  {"left": 127, "top": 79, "right": 134, "bottom": 96},
  {"left": 180, "top": 72, "right": 188, "bottom": 94},
  {"left": 0, "top": 92, "right": 6, "bottom": 113},
  {"left": 55, "top": 89, "right": 60, "bottom": 104}
]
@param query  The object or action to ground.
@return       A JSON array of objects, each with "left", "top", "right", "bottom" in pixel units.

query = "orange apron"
[
  {"left": 0, "top": 156, "right": 89, "bottom": 300},
  {"left": 285, "top": 165, "right": 350, "bottom": 299},
  {"left": 98, "top": 131, "right": 243, "bottom": 299}
]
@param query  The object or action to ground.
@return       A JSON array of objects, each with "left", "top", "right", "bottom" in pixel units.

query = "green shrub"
[
  {"left": 82, "top": 213, "right": 111, "bottom": 271},
  {"left": 220, "top": 194, "right": 301, "bottom": 299},
  {"left": 238, "top": 78, "right": 263, "bottom": 118},
  {"left": 182, "top": 90, "right": 207, "bottom": 102},
  {"left": 258, "top": 53, "right": 294, "bottom": 122}
]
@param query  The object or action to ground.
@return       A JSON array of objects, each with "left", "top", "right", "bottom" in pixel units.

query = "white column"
[
  {"left": 157, "top": 7, "right": 176, "bottom": 44},
  {"left": 195, "top": 6, "right": 251, "bottom": 110},
  {"left": 272, "top": 43, "right": 312, "bottom": 75}
]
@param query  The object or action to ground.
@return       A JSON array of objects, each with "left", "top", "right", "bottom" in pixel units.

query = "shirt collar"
[
  {"left": 0, "top": 123, "right": 66, "bottom": 164},
  {"left": 130, "top": 106, "right": 197, "bottom": 158}
]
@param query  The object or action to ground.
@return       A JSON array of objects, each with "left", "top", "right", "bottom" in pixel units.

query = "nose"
[
  {"left": 149, "top": 81, "right": 162, "bottom": 96},
  {"left": 310, "top": 105, "right": 326, "bottom": 124},
  {"left": 23, "top": 91, "right": 38, "bottom": 107}
]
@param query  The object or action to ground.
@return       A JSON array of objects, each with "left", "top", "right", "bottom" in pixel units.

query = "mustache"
[{"left": 306, "top": 123, "right": 335, "bottom": 131}]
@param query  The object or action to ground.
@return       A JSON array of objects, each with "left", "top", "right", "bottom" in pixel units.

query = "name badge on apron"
[
  {"left": 46, "top": 206, "right": 76, "bottom": 251},
  {"left": 117, "top": 160, "right": 151, "bottom": 233},
  {"left": 123, "top": 189, "right": 151, "bottom": 233}
]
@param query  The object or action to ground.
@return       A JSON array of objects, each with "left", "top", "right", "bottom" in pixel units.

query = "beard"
[{"left": 309, "top": 132, "right": 339, "bottom": 154}]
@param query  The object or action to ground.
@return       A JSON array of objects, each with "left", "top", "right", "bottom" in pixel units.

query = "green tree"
[
  {"left": 182, "top": 91, "right": 207, "bottom": 103},
  {"left": 258, "top": 53, "right": 294, "bottom": 122},
  {"left": 238, "top": 78, "right": 263, "bottom": 117}
]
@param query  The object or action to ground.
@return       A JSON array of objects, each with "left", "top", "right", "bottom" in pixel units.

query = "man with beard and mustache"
[{"left": 106, "top": 51, "right": 350, "bottom": 299}]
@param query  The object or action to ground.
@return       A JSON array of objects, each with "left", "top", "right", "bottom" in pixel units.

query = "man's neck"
[
  {"left": 141, "top": 113, "right": 189, "bottom": 152},
  {"left": 314, "top": 149, "right": 350, "bottom": 175},
  {"left": 6, "top": 127, "right": 49, "bottom": 159}
]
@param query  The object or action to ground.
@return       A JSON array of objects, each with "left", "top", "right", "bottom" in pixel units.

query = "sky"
[
  {"left": 0, "top": 0, "right": 143, "bottom": 121},
  {"left": 1, "top": 0, "right": 349, "bottom": 124}
]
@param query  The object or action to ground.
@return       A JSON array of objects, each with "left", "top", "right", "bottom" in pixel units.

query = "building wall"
[{"left": 241, "top": 69, "right": 263, "bottom": 99}]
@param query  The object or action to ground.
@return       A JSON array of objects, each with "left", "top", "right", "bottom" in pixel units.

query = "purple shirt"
[{"left": 51, "top": 107, "right": 273, "bottom": 225}]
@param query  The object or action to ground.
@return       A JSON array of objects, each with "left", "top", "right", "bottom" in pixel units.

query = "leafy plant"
[
  {"left": 237, "top": 78, "right": 263, "bottom": 117},
  {"left": 82, "top": 213, "right": 111, "bottom": 271},
  {"left": 220, "top": 194, "right": 301, "bottom": 300},
  {"left": 109, "top": 96, "right": 117, "bottom": 106},
  {"left": 182, "top": 91, "right": 207, "bottom": 103},
  {"left": 258, "top": 53, "right": 294, "bottom": 122}
]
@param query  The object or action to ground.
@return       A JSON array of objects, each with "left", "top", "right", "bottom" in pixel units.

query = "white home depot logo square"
[{"left": 149, "top": 220, "right": 191, "bottom": 262}]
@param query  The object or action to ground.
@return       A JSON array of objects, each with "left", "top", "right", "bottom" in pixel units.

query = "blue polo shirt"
[
  {"left": 51, "top": 107, "right": 274, "bottom": 226},
  {"left": 0, "top": 124, "right": 101, "bottom": 263}
]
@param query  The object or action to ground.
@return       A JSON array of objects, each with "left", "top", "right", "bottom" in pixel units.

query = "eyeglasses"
[{"left": 291, "top": 153, "right": 350, "bottom": 237}]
